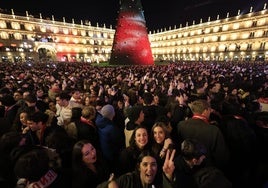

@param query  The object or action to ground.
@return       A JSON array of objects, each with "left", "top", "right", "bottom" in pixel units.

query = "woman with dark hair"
[
  {"left": 118, "top": 125, "right": 151, "bottom": 176},
  {"left": 71, "top": 139, "right": 110, "bottom": 188},
  {"left": 98, "top": 149, "right": 176, "bottom": 188}
]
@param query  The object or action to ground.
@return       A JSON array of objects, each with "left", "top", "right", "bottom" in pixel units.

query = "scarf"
[{"left": 17, "top": 170, "right": 57, "bottom": 188}]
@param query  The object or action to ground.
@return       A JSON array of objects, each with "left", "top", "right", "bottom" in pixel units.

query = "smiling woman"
[
  {"left": 97, "top": 149, "right": 176, "bottom": 188},
  {"left": 72, "top": 139, "right": 111, "bottom": 188}
]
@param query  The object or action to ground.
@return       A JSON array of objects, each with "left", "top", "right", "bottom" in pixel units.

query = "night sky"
[{"left": 0, "top": 0, "right": 267, "bottom": 31}]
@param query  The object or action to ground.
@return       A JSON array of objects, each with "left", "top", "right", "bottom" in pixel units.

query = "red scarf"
[
  {"left": 17, "top": 170, "right": 57, "bottom": 188},
  {"left": 80, "top": 117, "right": 96, "bottom": 129},
  {"left": 192, "top": 114, "right": 209, "bottom": 124}
]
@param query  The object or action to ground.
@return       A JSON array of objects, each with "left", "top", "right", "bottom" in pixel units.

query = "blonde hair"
[
  {"left": 189, "top": 99, "right": 210, "bottom": 114},
  {"left": 82, "top": 105, "right": 96, "bottom": 120}
]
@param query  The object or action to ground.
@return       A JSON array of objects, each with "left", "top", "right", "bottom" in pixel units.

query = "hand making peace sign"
[{"left": 162, "top": 148, "right": 176, "bottom": 181}]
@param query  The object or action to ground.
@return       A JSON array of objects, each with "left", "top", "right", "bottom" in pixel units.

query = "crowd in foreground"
[{"left": 0, "top": 60, "right": 268, "bottom": 188}]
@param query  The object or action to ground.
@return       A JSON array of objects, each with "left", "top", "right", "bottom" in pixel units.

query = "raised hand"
[
  {"left": 107, "top": 173, "right": 119, "bottom": 188},
  {"left": 162, "top": 149, "right": 176, "bottom": 181}
]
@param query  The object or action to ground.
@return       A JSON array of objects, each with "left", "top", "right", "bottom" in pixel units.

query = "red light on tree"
[{"left": 109, "top": 0, "right": 154, "bottom": 65}]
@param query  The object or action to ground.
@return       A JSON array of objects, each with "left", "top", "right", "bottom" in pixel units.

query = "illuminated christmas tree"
[{"left": 109, "top": 0, "right": 154, "bottom": 65}]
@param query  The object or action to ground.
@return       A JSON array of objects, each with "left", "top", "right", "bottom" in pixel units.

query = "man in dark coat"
[{"left": 177, "top": 99, "right": 230, "bottom": 171}]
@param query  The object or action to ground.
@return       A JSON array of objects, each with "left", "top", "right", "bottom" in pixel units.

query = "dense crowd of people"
[{"left": 0, "top": 60, "right": 267, "bottom": 188}]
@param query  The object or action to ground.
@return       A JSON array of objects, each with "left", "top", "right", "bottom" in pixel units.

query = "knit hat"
[
  {"left": 100, "top": 104, "right": 115, "bottom": 120},
  {"left": 126, "top": 106, "right": 143, "bottom": 122}
]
